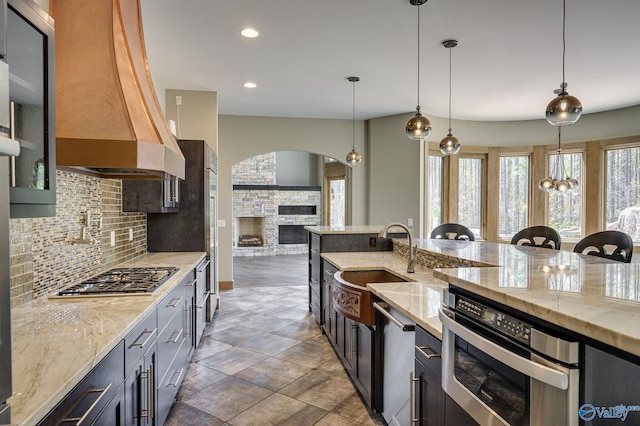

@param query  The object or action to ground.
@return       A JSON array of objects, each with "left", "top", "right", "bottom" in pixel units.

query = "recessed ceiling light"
[
  {"left": 240, "top": 28, "right": 259, "bottom": 38},
  {"left": 243, "top": 82, "right": 257, "bottom": 89}
]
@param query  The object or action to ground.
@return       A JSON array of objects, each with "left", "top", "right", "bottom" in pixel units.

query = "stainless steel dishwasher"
[{"left": 374, "top": 302, "right": 416, "bottom": 426}]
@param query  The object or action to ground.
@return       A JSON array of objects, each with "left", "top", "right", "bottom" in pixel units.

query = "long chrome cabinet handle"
[
  {"left": 9, "top": 101, "right": 15, "bottom": 187},
  {"left": 167, "top": 296, "right": 183, "bottom": 308},
  {"left": 373, "top": 302, "right": 415, "bottom": 332},
  {"left": 167, "top": 329, "right": 183, "bottom": 344},
  {"left": 416, "top": 345, "right": 441, "bottom": 360},
  {"left": 167, "top": 368, "right": 184, "bottom": 387},
  {"left": 409, "top": 372, "right": 420, "bottom": 424},
  {"left": 439, "top": 308, "right": 569, "bottom": 390},
  {"left": 197, "top": 260, "right": 210, "bottom": 273},
  {"left": 60, "top": 383, "right": 113, "bottom": 425},
  {"left": 197, "top": 291, "right": 211, "bottom": 309},
  {"left": 185, "top": 279, "right": 196, "bottom": 287},
  {"left": 130, "top": 328, "right": 157, "bottom": 349}
]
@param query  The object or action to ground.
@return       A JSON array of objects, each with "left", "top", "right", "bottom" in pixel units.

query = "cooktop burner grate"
[{"left": 56, "top": 266, "right": 179, "bottom": 296}]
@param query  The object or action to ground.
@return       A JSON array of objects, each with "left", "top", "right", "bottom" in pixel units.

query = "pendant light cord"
[
  {"left": 416, "top": 6, "right": 421, "bottom": 108},
  {"left": 448, "top": 44, "right": 452, "bottom": 133},
  {"left": 352, "top": 79, "right": 356, "bottom": 150},
  {"left": 561, "top": 0, "right": 566, "bottom": 86}
]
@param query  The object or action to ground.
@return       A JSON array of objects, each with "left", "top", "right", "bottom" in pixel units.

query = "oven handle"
[{"left": 439, "top": 308, "right": 569, "bottom": 390}]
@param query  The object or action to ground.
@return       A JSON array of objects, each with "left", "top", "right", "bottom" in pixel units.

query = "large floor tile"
[
  {"left": 270, "top": 317, "right": 324, "bottom": 342},
  {"left": 279, "top": 369, "right": 357, "bottom": 411},
  {"left": 182, "top": 376, "right": 272, "bottom": 421},
  {"left": 273, "top": 340, "right": 337, "bottom": 369},
  {"left": 236, "top": 332, "right": 300, "bottom": 356},
  {"left": 206, "top": 324, "right": 266, "bottom": 347},
  {"left": 197, "top": 346, "right": 270, "bottom": 375},
  {"left": 176, "top": 363, "right": 229, "bottom": 400},
  {"left": 332, "top": 393, "right": 387, "bottom": 426},
  {"left": 233, "top": 356, "right": 312, "bottom": 391},
  {"left": 164, "top": 401, "right": 227, "bottom": 426},
  {"left": 229, "top": 393, "right": 327, "bottom": 426},
  {"left": 314, "top": 412, "right": 374, "bottom": 426}
]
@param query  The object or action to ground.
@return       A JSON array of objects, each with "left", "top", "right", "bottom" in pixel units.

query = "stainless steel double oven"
[{"left": 439, "top": 287, "right": 581, "bottom": 426}]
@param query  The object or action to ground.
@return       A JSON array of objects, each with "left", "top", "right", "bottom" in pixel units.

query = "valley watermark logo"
[{"left": 579, "top": 404, "right": 640, "bottom": 422}]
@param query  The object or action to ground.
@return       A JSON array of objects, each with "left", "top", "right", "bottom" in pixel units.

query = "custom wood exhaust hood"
[{"left": 50, "top": 0, "right": 185, "bottom": 179}]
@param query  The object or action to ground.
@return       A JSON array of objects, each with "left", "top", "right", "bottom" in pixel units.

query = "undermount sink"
[{"left": 333, "top": 269, "right": 411, "bottom": 326}]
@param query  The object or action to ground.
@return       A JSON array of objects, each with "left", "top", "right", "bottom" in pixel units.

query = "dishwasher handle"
[{"left": 373, "top": 302, "right": 415, "bottom": 332}]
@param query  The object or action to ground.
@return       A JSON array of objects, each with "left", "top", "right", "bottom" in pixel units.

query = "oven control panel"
[{"left": 455, "top": 296, "right": 531, "bottom": 345}]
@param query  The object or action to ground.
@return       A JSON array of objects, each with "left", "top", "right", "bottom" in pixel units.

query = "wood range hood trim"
[{"left": 51, "top": 0, "right": 185, "bottom": 180}]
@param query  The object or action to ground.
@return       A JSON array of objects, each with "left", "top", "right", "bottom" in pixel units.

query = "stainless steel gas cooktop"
[{"left": 53, "top": 266, "right": 179, "bottom": 297}]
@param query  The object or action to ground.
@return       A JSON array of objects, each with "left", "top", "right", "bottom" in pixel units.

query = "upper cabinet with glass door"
[{"left": 7, "top": 0, "right": 55, "bottom": 218}]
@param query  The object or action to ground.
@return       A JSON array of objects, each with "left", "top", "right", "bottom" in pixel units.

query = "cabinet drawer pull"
[
  {"left": 185, "top": 279, "right": 196, "bottom": 287},
  {"left": 416, "top": 345, "right": 441, "bottom": 360},
  {"left": 167, "top": 329, "right": 183, "bottom": 344},
  {"left": 196, "top": 260, "right": 210, "bottom": 273},
  {"left": 130, "top": 328, "right": 156, "bottom": 349},
  {"left": 167, "top": 368, "right": 184, "bottom": 387},
  {"left": 197, "top": 291, "right": 211, "bottom": 309},
  {"left": 166, "top": 296, "right": 183, "bottom": 308},
  {"left": 61, "top": 383, "right": 113, "bottom": 425}
]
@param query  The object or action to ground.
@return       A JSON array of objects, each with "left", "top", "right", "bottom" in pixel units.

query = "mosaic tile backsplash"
[{"left": 9, "top": 170, "right": 147, "bottom": 307}]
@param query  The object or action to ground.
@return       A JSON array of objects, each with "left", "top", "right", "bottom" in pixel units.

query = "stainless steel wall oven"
[{"left": 439, "top": 287, "right": 581, "bottom": 426}]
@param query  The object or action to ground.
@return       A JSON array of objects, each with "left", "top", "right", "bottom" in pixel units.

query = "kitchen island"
[
  {"left": 324, "top": 239, "right": 640, "bottom": 358},
  {"left": 323, "top": 239, "right": 640, "bottom": 425},
  {"left": 8, "top": 251, "right": 206, "bottom": 426}
]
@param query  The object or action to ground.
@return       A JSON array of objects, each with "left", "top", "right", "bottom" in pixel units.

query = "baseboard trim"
[{"left": 219, "top": 280, "right": 234, "bottom": 291}]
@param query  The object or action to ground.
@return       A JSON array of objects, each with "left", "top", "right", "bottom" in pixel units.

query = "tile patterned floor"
[{"left": 164, "top": 255, "right": 386, "bottom": 425}]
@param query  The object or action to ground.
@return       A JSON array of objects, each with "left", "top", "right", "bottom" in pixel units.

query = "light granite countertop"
[
  {"left": 323, "top": 240, "right": 640, "bottom": 359},
  {"left": 305, "top": 225, "right": 398, "bottom": 235},
  {"left": 8, "top": 252, "right": 206, "bottom": 426}
]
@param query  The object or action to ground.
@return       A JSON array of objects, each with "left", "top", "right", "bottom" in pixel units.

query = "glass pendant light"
[
  {"left": 545, "top": 0, "right": 582, "bottom": 126},
  {"left": 439, "top": 39, "right": 460, "bottom": 155},
  {"left": 405, "top": 0, "right": 431, "bottom": 141},
  {"left": 346, "top": 76, "right": 362, "bottom": 166},
  {"left": 538, "top": 126, "right": 579, "bottom": 194}
]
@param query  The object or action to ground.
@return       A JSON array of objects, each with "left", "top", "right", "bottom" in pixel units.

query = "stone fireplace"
[
  {"left": 232, "top": 152, "right": 322, "bottom": 257},
  {"left": 235, "top": 216, "right": 266, "bottom": 247}
]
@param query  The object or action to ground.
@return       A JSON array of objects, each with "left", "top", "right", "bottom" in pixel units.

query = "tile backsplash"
[{"left": 9, "top": 170, "right": 147, "bottom": 307}]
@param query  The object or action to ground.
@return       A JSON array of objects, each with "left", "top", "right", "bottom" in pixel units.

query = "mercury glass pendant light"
[
  {"left": 538, "top": 126, "right": 579, "bottom": 194},
  {"left": 405, "top": 0, "right": 431, "bottom": 141},
  {"left": 439, "top": 39, "right": 460, "bottom": 155},
  {"left": 545, "top": 0, "right": 582, "bottom": 126},
  {"left": 346, "top": 76, "right": 362, "bottom": 166}
]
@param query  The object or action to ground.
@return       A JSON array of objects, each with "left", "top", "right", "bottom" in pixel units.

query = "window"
[
  {"left": 548, "top": 152, "right": 583, "bottom": 239},
  {"left": 605, "top": 147, "right": 640, "bottom": 242},
  {"left": 458, "top": 157, "right": 484, "bottom": 237},
  {"left": 329, "top": 178, "right": 346, "bottom": 227},
  {"left": 498, "top": 156, "right": 529, "bottom": 238},
  {"left": 427, "top": 155, "right": 444, "bottom": 235}
]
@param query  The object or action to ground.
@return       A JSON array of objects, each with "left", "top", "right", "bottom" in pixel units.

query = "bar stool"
[
  {"left": 573, "top": 230, "right": 633, "bottom": 263},
  {"left": 430, "top": 223, "right": 475, "bottom": 241},
  {"left": 510, "top": 226, "right": 561, "bottom": 250}
]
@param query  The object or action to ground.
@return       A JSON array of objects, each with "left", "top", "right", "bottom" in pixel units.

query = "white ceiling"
[{"left": 140, "top": 0, "right": 640, "bottom": 122}]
